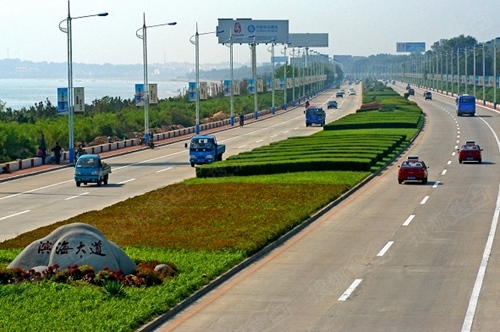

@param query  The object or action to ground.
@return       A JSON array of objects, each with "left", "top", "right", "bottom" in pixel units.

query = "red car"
[
  {"left": 458, "top": 140, "right": 482, "bottom": 164},
  {"left": 398, "top": 156, "right": 428, "bottom": 184}
]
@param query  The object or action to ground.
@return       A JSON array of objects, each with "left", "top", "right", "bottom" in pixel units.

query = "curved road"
[{"left": 153, "top": 84, "right": 500, "bottom": 331}]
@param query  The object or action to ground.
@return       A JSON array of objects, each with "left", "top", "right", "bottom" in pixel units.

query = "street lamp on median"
[
  {"left": 136, "top": 14, "right": 176, "bottom": 142},
  {"left": 494, "top": 37, "right": 500, "bottom": 109},
  {"left": 267, "top": 43, "right": 276, "bottom": 114},
  {"left": 190, "top": 24, "right": 223, "bottom": 134},
  {"left": 225, "top": 32, "right": 253, "bottom": 126},
  {"left": 59, "top": 0, "right": 107, "bottom": 163}
]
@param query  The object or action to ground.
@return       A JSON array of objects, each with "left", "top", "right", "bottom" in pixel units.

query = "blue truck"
[
  {"left": 188, "top": 134, "right": 226, "bottom": 167},
  {"left": 305, "top": 106, "right": 326, "bottom": 127},
  {"left": 74, "top": 154, "right": 111, "bottom": 187},
  {"left": 456, "top": 94, "right": 476, "bottom": 116}
]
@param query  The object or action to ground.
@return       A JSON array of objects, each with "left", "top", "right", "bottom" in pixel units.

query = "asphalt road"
[
  {"left": 152, "top": 84, "right": 500, "bottom": 332},
  {"left": 0, "top": 86, "right": 360, "bottom": 242}
]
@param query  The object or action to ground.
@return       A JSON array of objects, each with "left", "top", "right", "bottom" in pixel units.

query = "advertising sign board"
[
  {"left": 217, "top": 19, "right": 288, "bottom": 44},
  {"left": 396, "top": 42, "right": 426, "bottom": 53}
]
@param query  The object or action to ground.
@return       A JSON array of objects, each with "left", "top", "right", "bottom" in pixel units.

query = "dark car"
[
  {"left": 408, "top": 88, "right": 415, "bottom": 96},
  {"left": 424, "top": 91, "right": 432, "bottom": 100},
  {"left": 327, "top": 100, "right": 338, "bottom": 109},
  {"left": 336, "top": 90, "right": 344, "bottom": 98}
]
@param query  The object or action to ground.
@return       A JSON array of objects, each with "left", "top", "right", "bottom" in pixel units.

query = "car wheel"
[
  {"left": 191, "top": 162, "right": 195, "bottom": 167},
  {"left": 459, "top": 159, "right": 463, "bottom": 164},
  {"left": 97, "top": 180, "right": 101, "bottom": 187},
  {"left": 398, "top": 179, "right": 403, "bottom": 184},
  {"left": 76, "top": 181, "right": 81, "bottom": 187},
  {"left": 478, "top": 159, "right": 482, "bottom": 164},
  {"left": 422, "top": 177, "right": 428, "bottom": 185}
]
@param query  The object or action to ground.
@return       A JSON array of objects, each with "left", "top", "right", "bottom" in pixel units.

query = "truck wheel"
[
  {"left": 76, "top": 181, "right": 81, "bottom": 187},
  {"left": 217, "top": 155, "right": 222, "bottom": 161},
  {"left": 191, "top": 162, "right": 195, "bottom": 167},
  {"left": 103, "top": 175, "right": 108, "bottom": 185},
  {"left": 97, "top": 180, "right": 101, "bottom": 187}
]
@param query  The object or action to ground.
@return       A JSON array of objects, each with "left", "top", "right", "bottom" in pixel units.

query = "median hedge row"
[{"left": 194, "top": 79, "right": 423, "bottom": 178}]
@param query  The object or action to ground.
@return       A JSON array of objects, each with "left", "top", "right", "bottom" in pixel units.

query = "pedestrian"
[
  {"left": 39, "top": 134, "right": 47, "bottom": 164},
  {"left": 51, "top": 142, "right": 62, "bottom": 164},
  {"left": 239, "top": 113, "right": 244, "bottom": 127},
  {"left": 76, "top": 144, "right": 85, "bottom": 159},
  {"left": 36, "top": 146, "right": 44, "bottom": 164},
  {"left": 107, "top": 136, "right": 112, "bottom": 143}
]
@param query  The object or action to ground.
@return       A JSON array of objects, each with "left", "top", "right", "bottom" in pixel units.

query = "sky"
[{"left": 0, "top": 0, "right": 499, "bottom": 67}]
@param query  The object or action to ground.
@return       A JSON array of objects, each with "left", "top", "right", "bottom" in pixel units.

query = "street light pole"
[
  {"left": 282, "top": 44, "right": 288, "bottom": 109},
  {"left": 59, "top": 0, "right": 107, "bottom": 163},
  {"left": 483, "top": 43, "right": 486, "bottom": 105},
  {"left": 494, "top": 38, "right": 499, "bottom": 109},
  {"left": 268, "top": 43, "right": 275, "bottom": 114},
  {"left": 136, "top": 15, "right": 176, "bottom": 140},
  {"left": 251, "top": 35, "right": 258, "bottom": 119},
  {"left": 190, "top": 25, "right": 223, "bottom": 134}
]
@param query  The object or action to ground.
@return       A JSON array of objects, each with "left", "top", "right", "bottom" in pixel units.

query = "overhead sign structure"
[
  {"left": 396, "top": 42, "right": 426, "bottom": 53},
  {"left": 217, "top": 18, "right": 289, "bottom": 44},
  {"left": 288, "top": 33, "right": 328, "bottom": 48}
]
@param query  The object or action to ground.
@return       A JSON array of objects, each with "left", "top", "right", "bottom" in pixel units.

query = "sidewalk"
[{"left": 0, "top": 101, "right": 307, "bottom": 183}]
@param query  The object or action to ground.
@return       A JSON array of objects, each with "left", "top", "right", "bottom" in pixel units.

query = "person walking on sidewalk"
[
  {"left": 51, "top": 142, "right": 62, "bottom": 164},
  {"left": 39, "top": 134, "right": 47, "bottom": 164}
]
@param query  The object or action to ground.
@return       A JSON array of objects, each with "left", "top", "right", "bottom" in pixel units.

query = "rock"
[{"left": 8, "top": 223, "right": 136, "bottom": 274}]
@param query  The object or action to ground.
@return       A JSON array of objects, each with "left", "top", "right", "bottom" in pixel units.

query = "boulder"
[{"left": 8, "top": 223, "right": 136, "bottom": 274}]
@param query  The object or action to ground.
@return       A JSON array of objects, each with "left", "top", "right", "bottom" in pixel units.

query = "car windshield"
[
  {"left": 76, "top": 158, "right": 99, "bottom": 168},
  {"left": 401, "top": 161, "right": 423, "bottom": 168},
  {"left": 306, "top": 108, "right": 324, "bottom": 116},
  {"left": 190, "top": 138, "right": 214, "bottom": 150}
]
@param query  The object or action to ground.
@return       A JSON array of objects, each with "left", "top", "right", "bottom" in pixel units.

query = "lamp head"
[{"left": 98, "top": 13, "right": 108, "bottom": 17}]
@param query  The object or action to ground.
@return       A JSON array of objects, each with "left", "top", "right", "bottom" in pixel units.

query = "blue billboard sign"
[
  {"left": 57, "top": 87, "right": 69, "bottom": 115},
  {"left": 396, "top": 42, "right": 426, "bottom": 53}
]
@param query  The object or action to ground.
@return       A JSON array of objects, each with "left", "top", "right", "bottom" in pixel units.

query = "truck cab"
[{"left": 188, "top": 135, "right": 226, "bottom": 167}]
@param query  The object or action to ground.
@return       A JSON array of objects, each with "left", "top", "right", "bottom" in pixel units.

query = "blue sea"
[{"left": 0, "top": 78, "right": 189, "bottom": 110}]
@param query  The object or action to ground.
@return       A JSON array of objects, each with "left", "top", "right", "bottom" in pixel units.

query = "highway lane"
[
  {"left": 0, "top": 86, "right": 360, "bottom": 242},
  {"left": 156, "top": 84, "right": 500, "bottom": 331}
]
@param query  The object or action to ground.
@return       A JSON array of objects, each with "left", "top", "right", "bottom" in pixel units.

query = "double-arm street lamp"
[
  {"left": 267, "top": 43, "right": 276, "bottom": 114},
  {"left": 136, "top": 14, "right": 176, "bottom": 142},
  {"left": 59, "top": 0, "right": 108, "bottom": 163},
  {"left": 190, "top": 24, "right": 223, "bottom": 134}
]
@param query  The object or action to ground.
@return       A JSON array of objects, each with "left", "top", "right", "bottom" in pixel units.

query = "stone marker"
[{"left": 8, "top": 223, "right": 136, "bottom": 274}]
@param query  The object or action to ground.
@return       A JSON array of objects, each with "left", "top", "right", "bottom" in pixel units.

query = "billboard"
[
  {"left": 248, "top": 78, "right": 255, "bottom": 93},
  {"left": 217, "top": 19, "right": 289, "bottom": 44},
  {"left": 396, "top": 42, "right": 426, "bottom": 53},
  {"left": 188, "top": 82, "right": 196, "bottom": 101},
  {"left": 288, "top": 33, "right": 328, "bottom": 48},
  {"left": 74, "top": 87, "right": 85, "bottom": 113},
  {"left": 57, "top": 87, "right": 69, "bottom": 115},
  {"left": 149, "top": 84, "right": 158, "bottom": 105},
  {"left": 200, "top": 82, "right": 208, "bottom": 100},
  {"left": 135, "top": 84, "right": 145, "bottom": 106}
]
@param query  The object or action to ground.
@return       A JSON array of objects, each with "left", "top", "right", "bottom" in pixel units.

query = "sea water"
[{"left": 0, "top": 78, "right": 189, "bottom": 110}]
